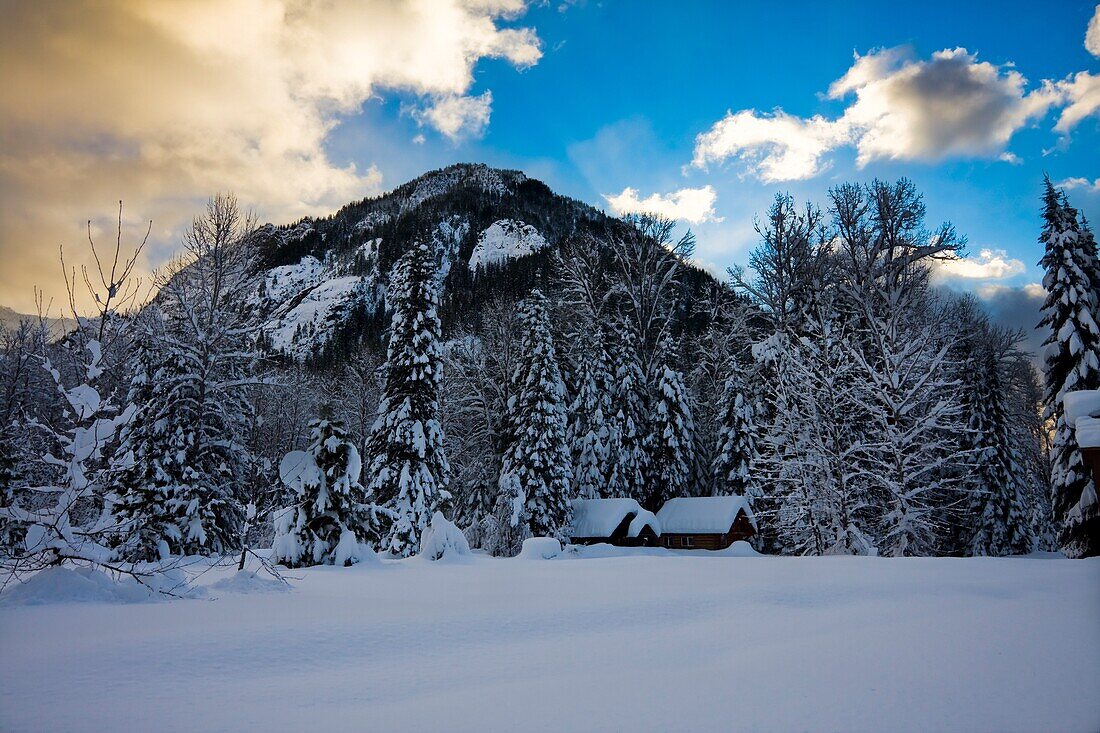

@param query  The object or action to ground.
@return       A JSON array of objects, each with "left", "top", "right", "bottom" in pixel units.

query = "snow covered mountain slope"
[
  {"left": 469, "top": 219, "right": 549, "bottom": 269},
  {"left": 244, "top": 163, "right": 624, "bottom": 362}
]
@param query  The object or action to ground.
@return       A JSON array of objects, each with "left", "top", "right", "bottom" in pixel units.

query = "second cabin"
[{"left": 656, "top": 496, "right": 757, "bottom": 550}]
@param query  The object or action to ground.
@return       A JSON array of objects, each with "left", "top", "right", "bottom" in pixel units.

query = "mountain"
[
  {"left": 245, "top": 163, "right": 718, "bottom": 365},
  {"left": 0, "top": 305, "right": 76, "bottom": 337}
]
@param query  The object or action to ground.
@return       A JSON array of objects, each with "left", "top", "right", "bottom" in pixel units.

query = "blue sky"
[
  {"left": 330, "top": 0, "right": 1100, "bottom": 295},
  {"left": 1, "top": 0, "right": 1097, "bottom": 318}
]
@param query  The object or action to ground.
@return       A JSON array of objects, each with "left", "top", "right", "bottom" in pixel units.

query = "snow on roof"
[
  {"left": 569, "top": 498, "right": 660, "bottom": 538},
  {"left": 627, "top": 509, "right": 660, "bottom": 538},
  {"left": 1076, "top": 416, "right": 1100, "bottom": 449},
  {"left": 656, "top": 496, "right": 757, "bottom": 534},
  {"left": 1064, "top": 390, "right": 1100, "bottom": 426}
]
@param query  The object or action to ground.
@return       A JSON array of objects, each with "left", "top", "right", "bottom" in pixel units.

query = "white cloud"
[
  {"left": 999, "top": 152, "right": 1022, "bottom": 164},
  {"left": 604, "top": 185, "right": 721, "bottom": 224},
  {"left": 974, "top": 281, "right": 1044, "bottom": 304},
  {"left": 413, "top": 92, "right": 493, "bottom": 141},
  {"left": 1087, "top": 4, "right": 1100, "bottom": 58},
  {"left": 0, "top": 0, "right": 541, "bottom": 311},
  {"left": 1056, "top": 176, "right": 1100, "bottom": 193},
  {"left": 692, "top": 46, "right": 1070, "bottom": 182},
  {"left": 1052, "top": 71, "right": 1100, "bottom": 133},
  {"left": 934, "top": 248, "right": 1027, "bottom": 281},
  {"left": 691, "top": 110, "right": 849, "bottom": 183},
  {"left": 838, "top": 48, "right": 1058, "bottom": 165}
]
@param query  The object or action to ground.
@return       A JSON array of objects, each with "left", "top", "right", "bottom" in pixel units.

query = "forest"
[{"left": 1, "top": 168, "right": 1098, "bottom": 585}]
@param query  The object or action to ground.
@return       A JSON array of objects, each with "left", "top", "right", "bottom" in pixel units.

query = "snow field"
[{"left": 1, "top": 551, "right": 1098, "bottom": 733}]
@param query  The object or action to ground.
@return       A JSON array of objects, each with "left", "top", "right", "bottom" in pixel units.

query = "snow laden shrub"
[
  {"left": 646, "top": 363, "right": 695, "bottom": 507},
  {"left": 499, "top": 290, "right": 573, "bottom": 541},
  {"left": 1037, "top": 177, "right": 1100, "bottom": 558},
  {"left": 6, "top": 339, "right": 134, "bottom": 568},
  {"left": 365, "top": 243, "right": 451, "bottom": 557},
  {"left": 518, "top": 536, "right": 562, "bottom": 560},
  {"left": 418, "top": 511, "right": 471, "bottom": 561},
  {"left": 479, "top": 471, "right": 529, "bottom": 557},
  {"left": 272, "top": 420, "right": 377, "bottom": 568}
]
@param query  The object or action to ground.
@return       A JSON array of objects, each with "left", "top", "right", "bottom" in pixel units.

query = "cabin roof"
[
  {"left": 1066, "top": 390, "right": 1100, "bottom": 449},
  {"left": 656, "top": 496, "right": 757, "bottom": 534},
  {"left": 569, "top": 498, "right": 661, "bottom": 538}
]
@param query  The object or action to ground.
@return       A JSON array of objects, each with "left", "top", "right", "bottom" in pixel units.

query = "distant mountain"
[
  {"left": 0, "top": 305, "right": 76, "bottom": 337},
  {"left": 245, "top": 163, "right": 718, "bottom": 365}
]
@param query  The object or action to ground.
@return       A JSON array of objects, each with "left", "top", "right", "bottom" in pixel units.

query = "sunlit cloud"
[
  {"left": 934, "top": 248, "right": 1027, "bottom": 281},
  {"left": 0, "top": 0, "right": 541, "bottom": 312}
]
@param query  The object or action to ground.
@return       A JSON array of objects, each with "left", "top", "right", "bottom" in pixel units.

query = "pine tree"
[
  {"left": 272, "top": 419, "right": 375, "bottom": 567},
  {"left": 606, "top": 330, "right": 649, "bottom": 503},
  {"left": 711, "top": 370, "right": 760, "bottom": 499},
  {"left": 112, "top": 329, "right": 179, "bottom": 561},
  {"left": 1038, "top": 178, "right": 1100, "bottom": 558},
  {"left": 366, "top": 243, "right": 450, "bottom": 557},
  {"left": 962, "top": 343, "right": 1033, "bottom": 556},
  {"left": 566, "top": 327, "right": 612, "bottom": 499},
  {"left": 646, "top": 363, "right": 695, "bottom": 505},
  {"left": 499, "top": 290, "right": 573, "bottom": 539}
]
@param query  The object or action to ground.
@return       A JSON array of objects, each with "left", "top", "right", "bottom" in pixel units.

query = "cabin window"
[{"left": 681, "top": 537, "right": 694, "bottom": 547}]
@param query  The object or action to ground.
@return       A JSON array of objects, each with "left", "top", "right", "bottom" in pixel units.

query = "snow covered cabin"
[
  {"left": 1065, "top": 389, "right": 1100, "bottom": 488},
  {"left": 568, "top": 498, "right": 661, "bottom": 547},
  {"left": 656, "top": 496, "right": 756, "bottom": 550}
]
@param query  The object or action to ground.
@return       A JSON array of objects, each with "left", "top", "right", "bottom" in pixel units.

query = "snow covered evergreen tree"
[
  {"left": 605, "top": 329, "right": 649, "bottom": 504},
  {"left": 499, "top": 290, "right": 572, "bottom": 539},
  {"left": 366, "top": 242, "right": 450, "bottom": 557},
  {"left": 566, "top": 327, "right": 613, "bottom": 499},
  {"left": 711, "top": 369, "right": 760, "bottom": 500},
  {"left": 961, "top": 343, "right": 1033, "bottom": 556},
  {"left": 1038, "top": 179, "right": 1100, "bottom": 557},
  {"left": 122, "top": 195, "right": 258, "bottom": 557},
  {"left": 272, "top": 419, "right": 376, "bottom": 567},
  {"left": 646, "top": 363, "right": 695, "bottom": 505}
]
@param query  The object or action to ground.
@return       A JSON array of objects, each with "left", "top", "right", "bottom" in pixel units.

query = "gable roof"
[
  {"left": 569, "top": 498, "right": 661, "bottom": 538},
  {"left": 656, "top": 496, "right": 756, "bottom": 534}
]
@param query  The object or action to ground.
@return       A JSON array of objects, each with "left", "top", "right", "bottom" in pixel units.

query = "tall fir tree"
[
  {"left": 605, "top": 329, "right": 650, "bottom": 503},
  {"left": 711, "top": 370, "right": 760, "bottom": 500},
  {"left": 1038, "top": 178, "right": 1100, "bottom": 557},
  {"left": 962, "top": 344, "right": 1033, "bottom": 556},
  {"left": 272, "top": 419, "right": 375, "bottom": 567},
  {"left": 646, "top": 363, "right": 695, "bottom": 506},
  {"left": 366, "top": 243, "right": 451, "bottom": 557},
  {"left": 566, "top": 327, "right": 612, "bottom": 499},
  {"left": 499, "top": 290, "right": 573, "bottom": 540}
]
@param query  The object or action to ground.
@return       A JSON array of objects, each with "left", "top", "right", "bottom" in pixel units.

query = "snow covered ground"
[{"left": 1, "top": 549, "right": 1098, "bottom": 732}]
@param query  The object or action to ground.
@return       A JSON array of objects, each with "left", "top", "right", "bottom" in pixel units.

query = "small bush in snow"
[
  {"left": 419, "top": 512, "right": 471, "bottom": 561},
  {"left": 518, "top": 536, "right": 561, "bottom": 560}
]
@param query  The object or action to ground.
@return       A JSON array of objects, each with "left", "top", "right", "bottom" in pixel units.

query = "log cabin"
[
  {"left": 655, "top": 496, "right": 756, "bottom": 550},
  {"left": 568, "top": 498, "right": 661, "bottom": 547},
  {"left": 1065, "top": 389, "right": 1100, "bottom": 490}
]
